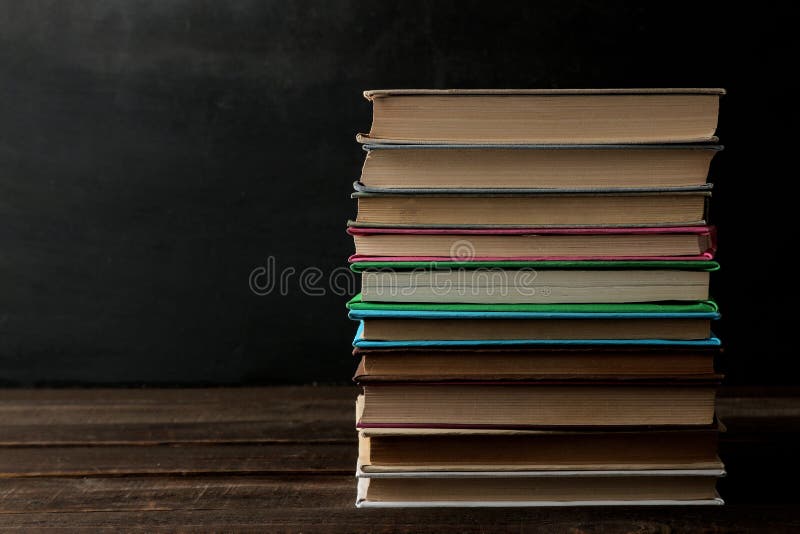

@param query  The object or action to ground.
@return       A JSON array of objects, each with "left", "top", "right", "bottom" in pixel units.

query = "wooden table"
[{"left": 1, "top": 387, "right": 798, "bottom": 532}]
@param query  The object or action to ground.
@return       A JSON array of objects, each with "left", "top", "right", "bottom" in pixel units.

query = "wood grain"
[
  {"left": 0, "top": 478, "right": 799, "bottom": 532},
  {"left": 0, "top": 386, "right": 798, "bottom": 531},
  {"left": 0, "top": 444, "right": 354, "bottom": 478},
  {"left": 0, "top": 387, "right": 355, "bottom": 444},
  {"left": 0, "top": 386, "right": 795, "bottom": 444}
]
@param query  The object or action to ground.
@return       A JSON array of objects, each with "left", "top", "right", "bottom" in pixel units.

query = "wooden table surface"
[{"left": 1, "top": 386, "right": 798, "bottom": 532}]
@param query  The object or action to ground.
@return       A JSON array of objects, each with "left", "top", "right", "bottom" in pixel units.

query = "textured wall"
[{"left": 0, "top": 1, "right": 792, "bottom": 384}]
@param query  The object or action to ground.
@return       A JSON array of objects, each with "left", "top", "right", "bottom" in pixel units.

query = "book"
[
  {"left": 349, "top": 88, "right": 727, "bottom": 508},
  {"left": 358, "top": 425, "right": 722, "bottom": 471},
  {"left": 346, "top": 293, "right": 720, "bottom": 314},
  {"left": 353, "top": 322, "right": 721, "bottom": 348},
  {"left": 360, "top": 269, "right": 711, "bottom": 304},
  {"left": 356, "top": 382, "right": 718, "bottom": 428},
  {"left": 359, "top": 144, "right": 721, "bottom": 191},
  {"left": 348, "top": 226, "right": 716, "bottom": 261},
  {"left": 357, "top": 89, "right": 724, "bottom": 144},
  {"left": 353, "top": 191, "right": 709, "bottom": 227},
  {"left": 353, "top": 347, "right": 719, "bottom": 380},
  {"left": 356, "top": 474, "right": 724, "bottom": 507},
  {"left": 359, "top": 317, "right": 713, "bottom": 342},
  {"left": 349, "top": 259, "right": 721, "bottom": 273}
]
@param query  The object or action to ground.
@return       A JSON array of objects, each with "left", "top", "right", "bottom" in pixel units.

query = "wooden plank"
[
  {"left": 0, "top": 386, "right": 356, "bottom": 444},
  {"left": 0, "top": 476, "right": 354, "bottom": 513},
  {"left": 0, "top": 421, "right": 356, "bottom": 446},
  {"left": 717, "top": 396, "right": 800, "bottom": 434},
  {"left": 4, "top": 509, "right": 800, "bottom": 534},
  {"left": 0, "top": 429, "right": 793, "bottom": 481},
  {"left": 0, "top": 434, "right": 794, "bottom": 500},
  {"left": 0, "top": 477, "right": 799, "bottom": 532},
  {"left": 2, "top": 387, "right": 800, "bottom": 445},
  {"left": 0, "top": 443, "right": 354, "bottom": 478},
  {"left": 717, "top": 396, "right": 800, "bottom": 417},
  {"left": 0, "top": 388, "right": 798, "bottom": 530},
  {"left": 718, "top": 386, "right": 800, "bottom": 398}
]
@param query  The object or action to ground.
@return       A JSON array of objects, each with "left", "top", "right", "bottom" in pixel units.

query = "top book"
[{"left": 357, "top": 89, "right": 725, "bottom": 145}]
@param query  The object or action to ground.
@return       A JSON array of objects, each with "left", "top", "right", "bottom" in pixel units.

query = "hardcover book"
[
  {"left": 353, "top": 190, "right": 710, "bottom": 228},
  {"left": 348, "top": 226, "right": 717, "bottom": 261},
  {"left": 358, "top": 424, "right": 723, "bottom": 471},
  {"left": 356, "top": 382, "right": 719, "bottom": 428},
  {"left": 359, "top": 269, "right": 712, "bottom": 304},
  {"left": 352, "top": 346, "right": 720, "bottom": 380},
  {"left": 359, "top": 143, "right": 721, "bottom": 190},
  {"left": 356, "top": 474, "right": 724, "bottom": 507},
  {"left": 357, "top": 88, "right": 724, "bottom": 144}
]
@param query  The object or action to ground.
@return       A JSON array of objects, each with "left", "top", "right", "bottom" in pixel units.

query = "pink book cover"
[{"left": 347, "top": 226, "right": 716, "bottom": 262}]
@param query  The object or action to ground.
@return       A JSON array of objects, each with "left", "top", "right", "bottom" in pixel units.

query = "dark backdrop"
[{"left": 0, "top": 1, "right": 794, "bottom": 385}]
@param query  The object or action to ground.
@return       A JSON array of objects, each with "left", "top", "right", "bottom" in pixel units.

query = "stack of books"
[{"left": 348, "top": 89, "right": 726, "bottom": 507}]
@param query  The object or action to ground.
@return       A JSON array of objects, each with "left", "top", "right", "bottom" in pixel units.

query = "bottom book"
[{"left": 356, "top": 472, "right": 724, "bottom": 507}]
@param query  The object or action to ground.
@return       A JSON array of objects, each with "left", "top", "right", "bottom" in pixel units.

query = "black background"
[{"left": 0, "top": 1, "right": 795, "bottom": 385}]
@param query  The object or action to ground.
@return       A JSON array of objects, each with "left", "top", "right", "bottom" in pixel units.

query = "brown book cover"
[
  {"left": 358, "top": 88, "right": 725, "bottom": 144},
  {"left": 353, "top": 346, "right": 719, "bottom": 381},
  {"left": 357, "top": 382, "right": 719, "bottom": 428}
]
